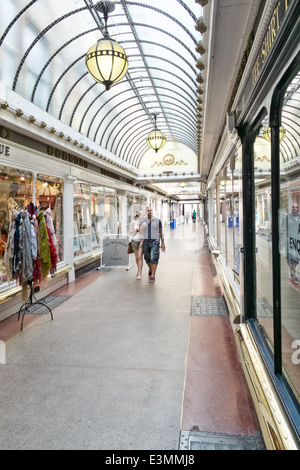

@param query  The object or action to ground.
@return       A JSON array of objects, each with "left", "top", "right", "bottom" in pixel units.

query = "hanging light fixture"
[
  {"left": 263, "top": 126, "right": 286, "bottom": 142},
  {"left": 85, "top": 1, "right": 128, "bottom": 91},
  {"left": 146, "top": 113, "right": 166, "bottom": 153}
]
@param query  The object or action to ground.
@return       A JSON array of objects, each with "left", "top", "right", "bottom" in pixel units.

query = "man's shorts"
[{"left": 143, "top": 241, "right": 160, "bottom": 264}]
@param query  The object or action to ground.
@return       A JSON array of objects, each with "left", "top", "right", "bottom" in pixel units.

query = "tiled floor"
[{"left": 0, "top": 222, "right": 261, "bottom": 450}]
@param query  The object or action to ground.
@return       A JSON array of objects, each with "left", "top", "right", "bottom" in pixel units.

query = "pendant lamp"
[
  {"left": 146, "top": 114, "right": 166, "bottom": 153},
  {"left": 263, "top": 126, "right": 286, "bottom": 142},
  {"left": 86, "top": 1, "right": 128, "bottom": 91}
]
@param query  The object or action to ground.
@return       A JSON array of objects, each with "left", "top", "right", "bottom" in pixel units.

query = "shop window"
[
  {"left": 253, "top": 70, "right": 300, "bottom": 400},
  {"left": 74, "top": 184, "right": 117, "bottom": 257},
  {"left": 219, "top": 170, "right": 226, "bottom": 258},
  {"left": 0, "top": 167, "right": 33, "bottom": 286},
  {"left": 219, "top": 162, "right": 239, "bottom": 271},
  {"left": 254, "top": 118, "right": 274, "bottom": 342},
  {"left": 127, "top": 193, "right": 147, "bottom": 234},
  {"left": 91, "top": 186, "right": 117, "bottom": 249},
  {"left": 73, "top": 183, "right": 92, "bottom": 256},
  {"left": 103, "top": 189, "right": 117, "bottom": 235},
  {"left": 36, "top": 175, "right": 63, "bottom": 263},
  {"left": 279, "top": 72, "right": 300, "bottom": 399},
  {"left": 233, "top": 154, "right": 241, "bottom": 278},
  {"left": 212, "top": 186, "right": 217, "bottom": 240}
]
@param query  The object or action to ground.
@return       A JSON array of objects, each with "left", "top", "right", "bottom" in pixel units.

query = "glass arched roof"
[{"left": 0, "top": 0, "right": 202, "bottom": 169}]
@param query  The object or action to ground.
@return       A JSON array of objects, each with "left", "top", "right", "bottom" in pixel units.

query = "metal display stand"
[
  {"left": 18, "top": 281, "right": 53, "bottom": 331},
  {"left": 98, "top": 234, "right": 133, "bottom": 271}
]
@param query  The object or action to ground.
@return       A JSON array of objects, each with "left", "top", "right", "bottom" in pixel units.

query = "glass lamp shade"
[
  {"left": 146, "top": 129, "right": 166, "bottom": 153},
  {"left": 86, "top": 38, "right": 128, "bottom": 90},
  {"left": 263, "top": 126, "right": 286, "bottom": 142}
]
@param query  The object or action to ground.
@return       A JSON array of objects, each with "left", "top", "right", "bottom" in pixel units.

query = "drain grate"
[
  {"left": 191, "top": 296, "right": 229, "bottom": 317},
  {"left": 179, "top": 430, "right": 265, "bottom": 450},
  {"left": 19, "top": 295, "right": 71, "bottom": 314},
  {"left": 257, "top": 297, "right": 273, "bottom": 318}
]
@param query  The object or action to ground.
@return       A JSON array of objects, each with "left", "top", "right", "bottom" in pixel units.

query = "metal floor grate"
[
  {"left": 179, "top": 430, "right": 265, "bottom": 450},
  {"left": 191, "top": 296, "right": 229, "bottom": 317},
  {"left": 19, "top": 295, "right": 71, "bottom": 314},
  {"left": 257, "top": 297, "right": 273, "bottom": 318}
]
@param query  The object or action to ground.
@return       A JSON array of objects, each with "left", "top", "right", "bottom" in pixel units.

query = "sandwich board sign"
[{"left": 99, "top": 234, "right": 132, "bottom": 270}]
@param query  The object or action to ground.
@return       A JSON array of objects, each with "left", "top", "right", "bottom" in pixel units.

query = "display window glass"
[
  {"left": 218, "top": 161, "right": 240, "bottom": 276},
  {"left": 73, "top": 183, "right": 117, "bottom": 256},
  {"left": 36, "top": 174, "right": 64, "bottom": 263},
  {"left": 73, "top": 182, "right": 92, "bottom": 256},
  {"left": 219, "top": 170, "right": 226, "bottom": 260},
  {"left": 233, "top": 153, "right": 242, "bottom": 279},
  {"left": 212, "top": 186, "right": 217, "bottom": 240},
  {"left": 254, "top": 123, "right": 273, "bottom": 342},
  {"left": 0, "top": 167, "right": 33, "bottom": 286},
  {"left": 253, "top": 71, "right": 300, "bottom": 400},
  {"left": 279, "top": 73, "right": 300, "bottom": 400},
  {"left": 127, "top": 193, "right": 147, "bottom": 233}
]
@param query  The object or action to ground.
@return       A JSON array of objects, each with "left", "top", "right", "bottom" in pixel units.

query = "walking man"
[{"left": 140, "top": 207, "right": 165, "bottom": 283}]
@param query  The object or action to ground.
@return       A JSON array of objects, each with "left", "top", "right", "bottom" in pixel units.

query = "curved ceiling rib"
[
  {"left": 0, "top": 0, "right": 39, "bottom": 46},
  {"left": 12, "top": 7, "right": 87, "bottom": 92},
  {"left": 97, "top": 87, "right": 196, "bottom": 147},
  {"left": 79, "top": 72, "right": 196, "bottom": 142}
]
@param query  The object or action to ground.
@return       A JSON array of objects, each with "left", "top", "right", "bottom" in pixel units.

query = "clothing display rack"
[
  {"left": 3, "top": 201, "right": 58, "bottom": 331},
  {"left": 18, "top": 280, "right": 53, "bottom": 331}
]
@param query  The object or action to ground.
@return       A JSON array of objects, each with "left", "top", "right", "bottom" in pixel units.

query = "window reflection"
[
  {"left": 36, "top": 174, "right": 64, "bottom": 262},
  {"left": 0, "top": 167, "right": 32, "bottom": 285},
  {"left": 279, "top": 73, "right": 300, "bottom": 399},
  {"left": 255, "top": 121, "right": 273, "bottom": 343},
  {"left": 73, "top": 183, "right": 117, "bottom": 257}
]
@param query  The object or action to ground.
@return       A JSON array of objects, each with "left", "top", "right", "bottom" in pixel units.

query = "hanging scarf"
[
  {"left": 32, "top": 218, "right": 41, "bottom": 285},
  {"left": 13, "top": 211, "right": 22, "bottom": 279},
  {"left": 37, "top": 210, "right": 51, "bottom": 278},
  {"left": 19, "top": 210, "right": 33, "bottom": 282},
  {"left": 3, "top": 210, "right": 17, "bottom": 281},
  {"left": 46, "top": 227, "right": 58, "bottom": 274},
  {"left": 45, "top": 208, "right": 58, "bottom": 252}
]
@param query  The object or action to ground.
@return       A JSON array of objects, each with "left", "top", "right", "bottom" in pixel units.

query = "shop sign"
[
  {"left": 0, "top": 142, "right": 10, "bottom": 157},
  {"left": 47, "top": 145, "right": 88, "bottom": 168},
  {"left": 0, "top": 126, "right": 11, "bottom": 156},
  {"left": 236, "top": 0, "right": 292, "bottom": 118},
  {"left": 101, "top": 235, "right": 130, "bottom": 267},
  {"left": 288, "top": 217, "right": 300, "bottom": 263}
]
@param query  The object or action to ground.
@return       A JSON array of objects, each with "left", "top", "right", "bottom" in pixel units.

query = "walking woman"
[{"left": 130, "top": 211, "right": 144, "bottom": 280}]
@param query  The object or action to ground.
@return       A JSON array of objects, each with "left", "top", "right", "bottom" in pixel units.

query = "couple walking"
[{"left": 130, "top": 207, "right": 165, "bottom": 283}]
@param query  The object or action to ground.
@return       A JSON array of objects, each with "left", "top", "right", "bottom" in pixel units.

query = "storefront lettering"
[
  {"left": 261, "top": 4, "right": 280, "bottom": 65},
  {"left": 47, "top": 145, "right": 88, "bottom": 168},
  {"left": 291, "top": 340, "right": 300, "bottom": 365},
  {"left": 0, "top": 144, "right": 10, "bottom": 156},
  {"left": 288, "top": 222, "right": 300, "bottom": 261},
  {"left": 252, "top": 1, "right": 291, "bottom": 86}
]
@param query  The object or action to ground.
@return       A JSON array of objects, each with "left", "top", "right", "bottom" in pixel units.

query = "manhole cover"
[{"left": 191, "top": 296, "right": 229, "bottom": 317}]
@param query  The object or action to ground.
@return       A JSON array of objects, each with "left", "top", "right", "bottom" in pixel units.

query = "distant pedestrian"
[{"left": 192, "top": 210, "right": 196, "bottom": 223}]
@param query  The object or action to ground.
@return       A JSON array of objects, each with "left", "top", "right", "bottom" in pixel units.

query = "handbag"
[
  {"left": 127, "top": 241, "right": 134, "bottom": 254},
  {"left": 39, "top": 186, "right": 56, "bottom": 210}
]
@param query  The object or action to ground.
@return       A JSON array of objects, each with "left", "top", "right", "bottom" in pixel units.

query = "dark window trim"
[{"left": 248, "top": 318, "right": 300, "bottom": 442}]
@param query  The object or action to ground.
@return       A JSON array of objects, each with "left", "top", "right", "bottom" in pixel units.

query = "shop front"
[
  {"left": 0, "top": 125, "right": 169, "bottom": 322},
  {"left": 206, "top": 0, "right": 300, "bottom": 449}
]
